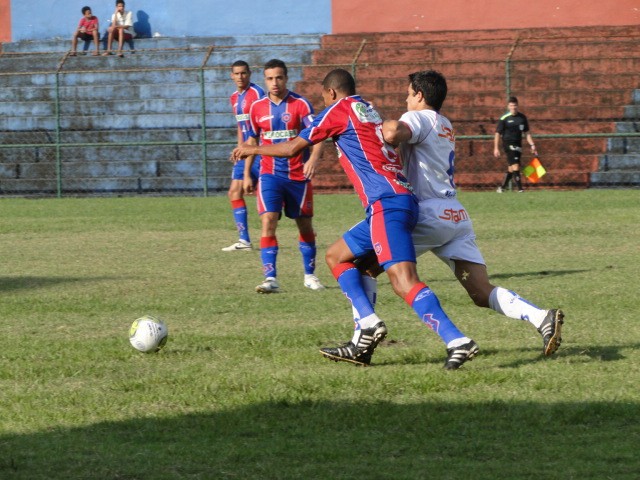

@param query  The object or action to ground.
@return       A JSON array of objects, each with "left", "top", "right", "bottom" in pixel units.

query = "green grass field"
[{"left": 1, "top": 190, "right": 639, "bottom": 479}]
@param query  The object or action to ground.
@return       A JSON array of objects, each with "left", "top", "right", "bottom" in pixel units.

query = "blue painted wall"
[{"left": 10, "top": 0, "right": 331, "bottom": 41}]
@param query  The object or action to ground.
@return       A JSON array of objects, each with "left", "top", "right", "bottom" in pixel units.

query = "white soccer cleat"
[
  {"left": 221, "top": 240, "right": 252, "bottom": 252},
  {"left": 304, "top": 274, "right": 325, "bottom": 291},
  {"left": 256, "top": 277, "right": 279, "bottom": 293},
  {"left": 496, "top": 187, "right": 503, "bottom": 193}
]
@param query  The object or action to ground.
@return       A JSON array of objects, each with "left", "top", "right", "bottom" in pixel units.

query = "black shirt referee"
[{"left": 494, "top": 96, "right": 537, "bottom": 192}]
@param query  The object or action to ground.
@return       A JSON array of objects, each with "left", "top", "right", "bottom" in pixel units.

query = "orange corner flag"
[{"left": 523, "top": 157, "right": 546, "bottom": 183}]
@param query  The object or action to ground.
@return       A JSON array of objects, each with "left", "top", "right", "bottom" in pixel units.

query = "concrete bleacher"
[
  {"left": 0, "top": 35, "right": 322, "bottom": 195},
  {"left": 1, "top": 27, "right": 638, "bottom": 196},
  {"left": 297, "top": 25, "right": 640, "bottom": 190}
]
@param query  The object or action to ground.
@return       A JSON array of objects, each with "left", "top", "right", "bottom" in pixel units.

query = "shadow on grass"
[
  {"left": 0, "top": 276, "right": 122, "bottom": 293},
  {"left": 0, "top": 400, "right": 637, "bottom": 479},
  {"left": 489, "top": 269, "right": 590, "bottom": 280}
]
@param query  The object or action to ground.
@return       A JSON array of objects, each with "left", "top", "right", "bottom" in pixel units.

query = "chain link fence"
[{"left": 1, "top": 31, "right": 639, "bottom": 197}]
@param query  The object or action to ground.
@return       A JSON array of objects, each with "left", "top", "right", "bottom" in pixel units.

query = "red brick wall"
[
  {"left": 0, "top": 0, "right": 10, "bottom": 43},
  {"left": 332, "top": 0, "right": 640, "bottom": 34}
]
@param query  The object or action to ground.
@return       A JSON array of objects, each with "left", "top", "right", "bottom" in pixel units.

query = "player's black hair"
[
  {"left": 116, "top": 0, "right": 125, "bottom": 6},
  {"left": 82, "top": 6, "right": 91, "bottom": 14},
  {"left": 508, "top": 96, "right": 519, "bottom": 104},
  {"left": 408, "top": 70, "right": 447, "bottom": 111},
  {"left": 231, "top": 60, "right": 250, "bottom": 71},
  {"left": 264, "top": 58, "right": 287, "bottom": 76},
  {"left": 322, "top": 68, "right": 356, "bottom": 95}
]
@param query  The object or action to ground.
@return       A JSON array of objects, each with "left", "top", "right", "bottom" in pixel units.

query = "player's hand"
[
  {"left": 493, "top": 148, "right": 501, "bottom": 158},
  {"left": 232, "top": 145, "right": 254, "bottom": 161},
  {"left": 303, "top": 159, "right": 317, "bottom": 180},
  {"left": 530, "top": 144, "right": 538, "bottom": 155},
  {"left": 242, "top": 177, "right": 254, "bottom": 195}
]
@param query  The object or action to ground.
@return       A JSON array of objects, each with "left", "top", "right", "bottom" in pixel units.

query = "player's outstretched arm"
[{"left": 234, "top": 136, "right": 311, "bottom": 160}]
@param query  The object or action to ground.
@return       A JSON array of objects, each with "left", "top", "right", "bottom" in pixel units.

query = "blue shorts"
[
  {"left": 232, "top": 156, "right": 261, "bottom": 182},
  {"left": 343, "top": 194, "right": 418, "bottom": 269},
  {"left": 257, "top": 173, "right": 313, "bottom": 219}
]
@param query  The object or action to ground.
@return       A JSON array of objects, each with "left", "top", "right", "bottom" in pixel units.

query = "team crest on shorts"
[{"left": 374, "top": 242, "right": 382, "bottom": 255}]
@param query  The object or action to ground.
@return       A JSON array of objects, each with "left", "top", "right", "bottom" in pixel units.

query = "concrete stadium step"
[
  {"left": 0, "top": 177, "right": 231, "bottom": 196},
  {"left": 0, "top": 158, "right": 230, "bottom": 180},
  {"left": 372, "top": 105, "right": 630, "bottom": 123},
  {"left": 457, "top": 138, "right": 608, "bottom": 156},
  {"left": 0, "top": 127, "right": 234, "bottom": 144},
  {"left": 0, "top": 82, "right": 232, "bottom": 102},
  {"left": 0, "top": 97, "right": 236, "bottom": 116},
  {"left": 456, "top": 153, "right": 600, "bottom": 172},
  {"left": 511, "top": 73, "right": 640, "bottom": 91},
  {"left": 1, "top": 34, "right": 323, "bottom": 54},
  {"left": 616, "top": 122, "right": 640, "bottom": 133},
  {"left": 0, "top": 112, "right": 234, "bottom": 130},
  {"left": 598, "top": 154, "right": 640, "bottom": 170},
  {"left": 367, "top": 89, "right": 633, "bottom": 111},
  {"left": 0, "top": 143, "right": 232, "bottom": 164},
  {"left": 607, "top": 137, "right": 640, "bottom": 153},
  {"left": 320, "top": 41, "right": 638, "bottom": 64},
  {"left": 590, "top": 171, "right": 640, "bottom": 187},
  {"left": 319, "top": 24, "right": 639, "bottom": 48},
  {"left": 455, "top": 170, "right": 592, "bottom": 190},
  {"left": 512, "top": 40, "right": 639, "bottom": 60},
  {"left": 1, "top": 51, "right": 311, "bottom": 76}
]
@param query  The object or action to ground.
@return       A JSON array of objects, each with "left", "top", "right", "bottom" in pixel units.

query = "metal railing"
[{"left": 1, "top": 34, "right": 639, "bottom": 196}]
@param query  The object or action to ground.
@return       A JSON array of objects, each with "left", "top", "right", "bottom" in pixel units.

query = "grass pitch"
[{"left": 0, "top": 190, "right": 639, "bottom": 479}]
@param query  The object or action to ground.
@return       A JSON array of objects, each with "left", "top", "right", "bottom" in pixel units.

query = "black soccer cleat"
[
  {"left": 320, "top": 342, "right": 373, "bottom": 366},
  {"left": 319, "top": 321, "right": 387, "bottom": 367},
  {"left": 444, "top": 339, "right": 479, "bottom": 370},
  {"left": 537, "top": 309, "right": 564, "bottom": 356}
]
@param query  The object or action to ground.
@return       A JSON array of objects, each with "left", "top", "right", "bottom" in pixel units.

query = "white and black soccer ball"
[{"left": 129, "top": 315, "right": 169, "bottom": 353}]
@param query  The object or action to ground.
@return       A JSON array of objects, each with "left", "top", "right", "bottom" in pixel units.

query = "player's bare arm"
[
  {"left": 382, "top": 120, "right": 411, "bottom": 146},
  {"left": 303, "top": 142, "right": 323, "bottom": 180},
  {"left": 234, "top": 136, "right": 311, "bottom": 161},
  {"left": 525, "top": 132, "right": 537, "bottom": 154},
  {"left": 241, "top": 137, "right": 258, "bottom": 194},
  {"left": 229, "top": 125, "right": 244, "bottom": 163},
  {"left": 493, "top": 132, "right": 501, "bottom": 157}
]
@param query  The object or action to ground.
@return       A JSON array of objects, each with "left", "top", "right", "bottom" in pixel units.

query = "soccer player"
[
  {"left": 349, "top": 70, "right": 563, "bottom": 363},
  {"left": 494, "top": 96, "right": 537, "bottom": 192},
  {"left": 234, "top": 68, "right": 478, "bottom": 369},
  {"left": 221, "top": 60, "right": 265, "bottom": 252},
  {"left": 241, "top": 59, "right": 324, "bottom": 293}
]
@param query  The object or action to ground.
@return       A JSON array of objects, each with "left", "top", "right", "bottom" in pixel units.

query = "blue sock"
[
  {"left": 299, "top": 233, "right": 317, "bottom": 275},
  {"left": 333, "top": 264, "right": 375, "bottom": 319},
  {"left": 231, "top": 199, "right": 250, "bottom": 243},
  {"left": 406, "top": 283, "right": 465, "bottom": 345},
  {"left": 260, "top": 236, "right": 278, "bottom": 278}
]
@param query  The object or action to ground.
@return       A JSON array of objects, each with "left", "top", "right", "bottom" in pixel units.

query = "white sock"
[
  {"left": 446, "top": 337, "right": 472, "bottom": 349},
  {"left": 351, "top": 275, "right": 378, "bottom": 343},
  {"left": 489, "top": 287, "right": 547, "bottom": 328}
]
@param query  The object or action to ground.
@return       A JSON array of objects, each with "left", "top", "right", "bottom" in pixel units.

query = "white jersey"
[
  {"left": 399, "top": 109, "right": 484, "bottom": 267},
  {"left": 399, "top": 109, "right": 456, "bottom": 200}
]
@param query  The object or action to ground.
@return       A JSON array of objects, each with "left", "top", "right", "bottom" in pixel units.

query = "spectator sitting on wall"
[
  {"left": 103, "top": 0, "right": 135, "bottom": 57},
  {"left": 70, "top": 6, "right": 100, "bottom": 56}
]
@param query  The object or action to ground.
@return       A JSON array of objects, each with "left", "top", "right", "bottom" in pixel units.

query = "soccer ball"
[{"left": 129, "top": 315, "right": 169, "bottom": 353}]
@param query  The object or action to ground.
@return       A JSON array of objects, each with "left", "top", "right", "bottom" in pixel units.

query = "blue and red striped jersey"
[
  {"left": 230, "top": 83, "right": 265, "bottom": 142},
  {"left": 299, "top": 95, "right": 413, "bottom": 208},
  {"left": 248, "top": 91, "right": 315, "bottom": 181}
]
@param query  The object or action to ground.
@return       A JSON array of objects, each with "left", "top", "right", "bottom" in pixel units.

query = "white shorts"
[{"left": 412, "top": 197, "right": 485, "bottom": 270}]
